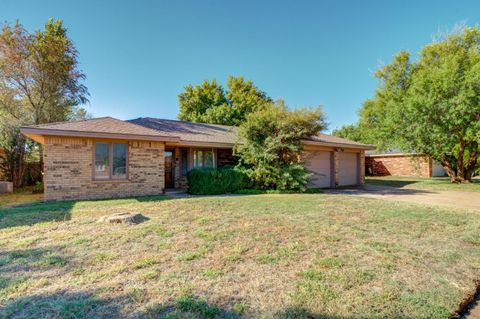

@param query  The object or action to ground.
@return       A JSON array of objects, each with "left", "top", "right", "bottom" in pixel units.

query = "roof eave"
[
  {"left": 366, "top": 152, "right": 424, "bottom": 157},
  {"left": 166, "top": 141, "right": 236, "bottom": 148},
  {"left": 302, "top": 139, "right": 376, "bottom": 150},
  {"left": 20, "top": 127, "right": 180, "bottom": 143}
]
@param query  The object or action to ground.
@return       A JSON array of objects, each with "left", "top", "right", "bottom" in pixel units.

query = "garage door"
[
  {"left": 305, "top": 151, "right": 332, "bottom": 188},
  {"left": 338, "top": 152, "right": 359, "bottom": 186}
]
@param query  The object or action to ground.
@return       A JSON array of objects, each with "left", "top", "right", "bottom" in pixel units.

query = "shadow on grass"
[
  {"left": 366, "top": 178, "right": 422, "bottom": 188},
  {"left": 0, "top": 201, "right": 74, "bottom": 230},
  {"left": 0, "top": 195, "right": 171, "bottom": 230},
  {"left": 0, "top": 290, "right": 123, "bottom": 319},
  {"left": 145, "top": 299, "right": 358, "bottom": 319},
  {"left": 145, "top": 295, "right": 240, "bottom": 319},
  {"left": 0, "top": 246, "right": 74, "bottom": 276},
  {"left": 276, "top": 306, "right": 357, "bottom": 319},
  {"left": 326, "top": 184, "right": 433, "bottom": 197}
]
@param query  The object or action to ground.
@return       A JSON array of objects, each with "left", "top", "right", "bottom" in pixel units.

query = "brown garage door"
[
  {"left": 338, "top": 152, "right": 359, "bottom": 186},
  {"left": 305, "top": 151, "right": 332, "bottom": 188}
]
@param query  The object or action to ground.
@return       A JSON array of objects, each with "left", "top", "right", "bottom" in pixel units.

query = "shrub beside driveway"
[{"left": 0, "top": 194, "right": 479, "bottom": 318}]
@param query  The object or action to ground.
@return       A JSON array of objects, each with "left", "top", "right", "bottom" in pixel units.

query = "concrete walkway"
[{"left": 326, "top": 184, "right": 480, "bottom": 211}]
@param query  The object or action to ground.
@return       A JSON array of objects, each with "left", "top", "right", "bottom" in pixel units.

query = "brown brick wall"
[
  {"left": 365, "top": 155, "right": 432, "bottom": 177},
  {"left": 43, "top": 137, "right": 165, "bottom": 201},
  {"left": 217, "top": 148, "right": 236, "bottom": 167}
]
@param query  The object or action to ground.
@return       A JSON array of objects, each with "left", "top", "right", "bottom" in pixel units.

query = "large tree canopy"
[
  {"left": 178, "top": 76, "right": 271, "bottom": 126},
  {"left": 334, "top": 26, "right": 480, "bottom": 182},
  {"left": 0, "top": 19, "right": 89, "bottom": 125},
  {"left": 234, "top": 101, "right": 326, "bottom": 190},
  {"left": 0, "top": 19, "right": 89, "bottom": 185}
]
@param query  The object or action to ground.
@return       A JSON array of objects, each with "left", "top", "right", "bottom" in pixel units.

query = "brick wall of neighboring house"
[
  {"left": 43, "top": 136, "right": 165, "bottom": 201},
  {"left": 365, "top": 154, "right": 432, "bottom": 177}
]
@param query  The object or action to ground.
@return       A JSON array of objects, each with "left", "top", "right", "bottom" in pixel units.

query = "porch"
[{"left": 164, "top": 147, "right": 236, "bottom": 189}]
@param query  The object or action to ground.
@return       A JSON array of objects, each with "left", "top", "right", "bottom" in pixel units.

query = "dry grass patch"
[{"left": 0, "top": 194, "right": 478, "bottom": 318}]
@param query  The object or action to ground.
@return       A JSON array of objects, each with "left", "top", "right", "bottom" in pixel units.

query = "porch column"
[{"left": 174, "top": 147, "right": 181, "bottom": 188}]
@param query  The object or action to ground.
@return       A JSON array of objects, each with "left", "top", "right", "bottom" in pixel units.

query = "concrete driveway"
[{"left": 326, "top": 184, "right": 480, "bottom": 211}]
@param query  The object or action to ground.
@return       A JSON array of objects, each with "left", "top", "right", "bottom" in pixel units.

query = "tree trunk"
[
  {"left": 10, "top": 144, "right": 25, "bottom": 188},
  {"left": 441, "top": 158, "right": 457, "bottom": 182},
  {"left": 464, "top": 142, "right": 479, "bottom": 182},
  {"left": 38, "top": 143, "right": 44, "bottom": 182},
  {"left": 456, "top": 139, "right": 466, "bottom": 182}
]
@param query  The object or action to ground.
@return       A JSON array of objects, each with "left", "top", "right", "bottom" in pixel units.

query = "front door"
[{"left": 165, "top": 151, "right": 174, "bottom": 188}]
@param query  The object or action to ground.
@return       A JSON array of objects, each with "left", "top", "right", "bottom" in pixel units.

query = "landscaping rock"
[{"left": 97, "top": 213, "right": 148, "bottom": 225}]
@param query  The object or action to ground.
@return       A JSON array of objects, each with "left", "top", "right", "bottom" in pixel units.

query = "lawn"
[
  {"left": 0, "top": 186, "right": 43, "bottom": 208},
  {"left": 0, "top": 194, "right": 479, "bottom": 318},
  {"left": 366, "top": 176, "right": 480, "bottom": 192}
]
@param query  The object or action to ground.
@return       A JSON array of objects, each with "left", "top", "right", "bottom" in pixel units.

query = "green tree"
[
  {"left": 0, "top": 19, "right": 89, "bottom": 185},
  {"left": 234, "top": 101, "right": 326, "bottom": 190},
  {"left": 0, "top": 121, "right": 26, "bottom": 187},
  {"left": 177, "top": 79, "right": 229, "bottom": 124},
  {"left": 337, "top": 26, "right": 480, "bottom": 182},
  {"left": 332, "top": 124, "right": 366, "bottom": 144},
  {"left": 178, "top": 76, "right": 271, "bottom": 125}
]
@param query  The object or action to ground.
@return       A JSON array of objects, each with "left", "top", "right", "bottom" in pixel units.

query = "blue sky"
[{"left": 2, "top": 0, "right": 480, "bottom": 132}]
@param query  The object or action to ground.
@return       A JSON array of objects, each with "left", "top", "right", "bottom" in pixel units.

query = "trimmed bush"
[{"left": 187, "top": 168, "right": 249, "bottom": 195}]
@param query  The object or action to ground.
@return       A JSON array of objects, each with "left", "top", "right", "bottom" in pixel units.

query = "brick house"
[
  {"left": 365, "top": 151, "right": 447, "bottom": 178},
  {"left": 20, "top": 117, "right": 374, "bottom": 201}
]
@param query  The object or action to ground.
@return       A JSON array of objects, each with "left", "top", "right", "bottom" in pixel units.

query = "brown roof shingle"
[
  {"left": 21, "top": 116, "right": 374, "bottom": 149},
  {"left": 21, "top": 117, "right": 179, "bottom": 141},
  {"left": 128, "top": 118, "right": 239, "bottom": 145},
  {"left": 130, "top": 117, "right": 374, "bottom": 149}
]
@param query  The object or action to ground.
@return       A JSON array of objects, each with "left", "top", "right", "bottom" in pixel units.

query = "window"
[
  {"left": 94, "top": 142, "right": 127, "bottom": 180},
  {"left": 112, "top": 143, "right": 127, "bottom": 179},
  {"left": 181, "top": 149, "right": 188, "bottom": 176},
  {"left": 193, "top": 150, "right": 214, "bottom": 169},
  {"left": 95, "top": 143, "right": 110, "bottom": 179}
]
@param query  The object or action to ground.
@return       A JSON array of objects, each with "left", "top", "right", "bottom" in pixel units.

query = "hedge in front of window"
[{"left": 187, "top": 168, "right": 249, "bottom": 195}]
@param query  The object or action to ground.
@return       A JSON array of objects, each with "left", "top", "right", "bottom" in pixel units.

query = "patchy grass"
[
  {"left": 366, "top": 176, "right": 480, "bottom": 192},
  {"left": 235, "top": 188, "right": 323, "bottom": 195},
  {"left": 0, "top": 194, "right": 479, "bottom": 318},
  {"left": 0, "top": 186, "right": 43, "bottom": 208}
]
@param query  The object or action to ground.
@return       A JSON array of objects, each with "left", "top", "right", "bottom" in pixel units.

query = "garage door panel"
[
  {"left": 338, "top": 152, "right": 358, "bottom": 186},
  {"left": 305, "top": 151, "right": 332, "bottom": 188}
]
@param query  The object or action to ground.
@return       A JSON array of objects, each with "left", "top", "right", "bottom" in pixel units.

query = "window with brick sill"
[{"left": 94, "top": 142, "right": 127, "bottom": 180}]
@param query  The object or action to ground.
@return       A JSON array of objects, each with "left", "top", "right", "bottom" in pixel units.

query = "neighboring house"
[
  {"left": 20, "top": 117, "right": 374, "bottom": 201},
  {"left": 365, "top": 150, "right": 447, "bottom": 178}
]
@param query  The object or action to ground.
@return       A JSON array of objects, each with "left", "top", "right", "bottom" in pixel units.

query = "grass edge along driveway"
[{"left": 366, "top": 176, "right": 480, "bottom": 192}]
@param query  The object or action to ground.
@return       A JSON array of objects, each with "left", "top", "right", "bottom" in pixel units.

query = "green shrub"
[
  {"left": 32, "top": 181, "right": 44, "bottom": 194},
  {"left": 187, "top": 168, "right": 249, "bottom": 195},
  {"left": 234, "top": 102, "right": 326, "bottom": 191}
]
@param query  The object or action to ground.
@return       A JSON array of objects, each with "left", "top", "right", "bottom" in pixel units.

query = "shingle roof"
[
  {"left": 130, "top": 117, "right": 374, "bottom": 149},
  {"left": 304, "top": 134, "right": 374, "bottom": 148},
  {"left": 128, "top": 118, "right": 239, "bottom": 145},
  {"left": 21, "top": 116, "right": 374, "bottom": 149},
  {"left": 20, "top": 117, "right": 179, "bottom": 141}
]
